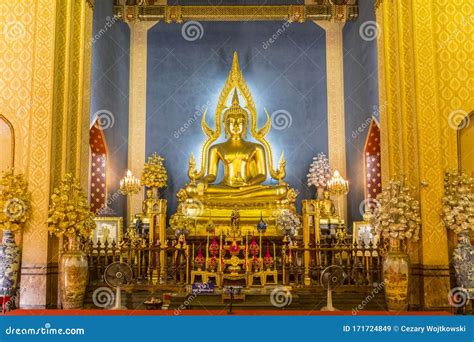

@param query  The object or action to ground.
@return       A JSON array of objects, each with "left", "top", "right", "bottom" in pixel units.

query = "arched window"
[
  {"left": 0, "top": 114, "right": 14, "bottom": 173},
  {"left": 89, "top": 119, "right": 108, "bottom": 214},
  {"left": 364, "top": 118, "right": 381, "bottom": 201}
]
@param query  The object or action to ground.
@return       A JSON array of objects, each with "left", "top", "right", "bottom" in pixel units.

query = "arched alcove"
[
  {"left": 363, "top": 118, "right": 381, "bottom": 201},
  {"left": 0, "top": 114, "right": 15, "bottom": 173},
  {"left": 90, "top": 119, "right": 109, "bottom": 214}
]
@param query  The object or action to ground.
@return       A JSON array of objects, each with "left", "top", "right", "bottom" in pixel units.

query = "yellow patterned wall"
[
  {"left": 0, "top": 0, "right": 93, "bottom": 308},
  {"left": 0, "top": 0, "right": 57, "bottom": 308},
  {"left": 376, "top": 0, "right": 473, "bottom": 309},
  {"left": 434, "top": 0, "right": 473, "bottom": 169}
]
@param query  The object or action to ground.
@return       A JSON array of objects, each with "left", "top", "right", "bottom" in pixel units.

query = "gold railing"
[
  {"left": 84, "top": 240, "right": 189, "bottom": 286},
  {"left": 282, "top": 243, "right": 382, "bottom": 286},
  {"left": 85, "top": 239, "right": 381, "bottom": 287}
]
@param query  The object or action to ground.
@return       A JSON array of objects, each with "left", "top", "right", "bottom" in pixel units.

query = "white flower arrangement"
[
  {"left": 370, "top": 177, "right": 421, "bottom": 242},
  {"left": 307, "top": 152, "right": 331, "bottom": 189},
  {"left": 442, "top": 170, "right": 474, "bottom": 235},
  {"left": 276, "top": 209, "right": 301, "bottom": 239}
]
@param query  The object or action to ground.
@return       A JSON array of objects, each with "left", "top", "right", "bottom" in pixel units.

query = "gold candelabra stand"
[
  {"left": 327, "top": 169, "right": 349, "bottom": 218},
  {"left": 120, "top": 170, "right": 141, "bottom": 224},
  {"left": 328, "top": 170, "right": 349, "bottom": 243}
]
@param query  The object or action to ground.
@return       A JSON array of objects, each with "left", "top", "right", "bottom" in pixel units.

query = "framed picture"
[
  {"left": 92, "top": 217, "right": 123, "bottom": 245},
  {"left": 352, "top": 221, "right": 379, "bottom": 251}
]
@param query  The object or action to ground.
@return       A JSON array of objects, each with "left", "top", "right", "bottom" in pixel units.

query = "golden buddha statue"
[
  {"left": 318, "top": 190, "right": 337, "bottom": 219},
  {"left": 184, "top": 89, "right": 288, "bottom": 201},
  {"left": 173, "top": 52, "right": 298, "bottom": 236}
]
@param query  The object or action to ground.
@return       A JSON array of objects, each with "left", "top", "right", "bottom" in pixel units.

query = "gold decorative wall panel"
[
  {"left": 376, "top": 0, "right": 473, "bottom": 309},
  {"left": 0, "top": 0, "right": 93, "bottom": 308},
  {"left": 0, "top": 0, "right": 57, "bottom": 308},
  {"left": 434, "top": 0, "right": 473, "bottom": 170}
]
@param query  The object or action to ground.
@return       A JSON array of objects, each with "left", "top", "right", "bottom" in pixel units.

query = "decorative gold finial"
[
  {"left": 231, "top": 52, "right": 241, "bottom": 82},
  {"left": 232, "top": 89, "right": 239, "bottom": 105}
]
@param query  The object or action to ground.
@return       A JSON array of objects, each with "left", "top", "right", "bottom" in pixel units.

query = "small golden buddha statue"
[
  {"left": 184, "top": 90, "right": 288, "bottom": 200},
  {"left": 230, "top": 206, "right": 241, "bottom": 235},
  {"left": 142, "top": 188, "right": 164, "bottom": 215},
  {"left": 318, "top": 190, "right": 336, "bottom": 219}
]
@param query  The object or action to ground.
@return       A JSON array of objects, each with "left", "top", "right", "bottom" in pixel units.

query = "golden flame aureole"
[{"left": 190, "top": 52, "right": 284, "bottom": 182}]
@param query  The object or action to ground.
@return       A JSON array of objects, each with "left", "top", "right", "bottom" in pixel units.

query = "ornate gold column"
[
  {"left": 375, "top": 0, "right": 473, "bottom": 309},
  {"left": 314, "top": 21, "right": 347, "bottom": 222},
  {"left": 127, "top": 21, "right": 156, "bottom": 222}
]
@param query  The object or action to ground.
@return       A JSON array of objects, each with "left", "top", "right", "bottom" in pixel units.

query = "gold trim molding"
[{"left": 113, "top": 4, "right": 358, "bottom": 23}]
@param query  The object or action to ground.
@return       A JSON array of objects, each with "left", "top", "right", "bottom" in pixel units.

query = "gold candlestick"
[
  {"left": 327, "top": 170, "right": 349, "bottom": 220},
  {"left": 120, "top": 170, "right": 141, "bottom": 224}
]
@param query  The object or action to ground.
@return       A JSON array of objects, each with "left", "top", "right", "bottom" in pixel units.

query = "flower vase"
[
  {"left": 452, "top": 230, "right": 474, "bottom": 289},
  {"left": 383, "top": 238, "right": 410, "bottom": 311},
  {"left": 0, "top": 230, "right": 21, "bottom": 298},
  {"left": 60, "top": 237, "right": 88, "bottom": 309}
]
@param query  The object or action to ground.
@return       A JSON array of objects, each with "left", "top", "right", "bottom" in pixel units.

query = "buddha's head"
[
  {"left": 323, "top": 190, "right": 331, "bottom": 200},
  {"left": 146, "top": 189, "right": 153, "bottom": 198},
  {"left": 223, "top": 90, "right": 248, "bottom": 139}
]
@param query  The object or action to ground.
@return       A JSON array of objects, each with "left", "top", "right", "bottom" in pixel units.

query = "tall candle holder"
[
  {"left": 328, "top": 170, "right": 349, "bottom": 243},
  {"left": 120, "top": 170, "right": 141, "bottom": 224},
  {"left": 327, "top": 170, "right": 349, "bottom": 220}
]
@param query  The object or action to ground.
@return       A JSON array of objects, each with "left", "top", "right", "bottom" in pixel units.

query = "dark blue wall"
[
  {"left": 343, "top": 0, "right": 379, "bottom": 227},
  {"left": 90, "top": 0, "right": 130, "bottom": 218},
  {"left": 146, "top": 21, "right": 328, "bottom": 218}
]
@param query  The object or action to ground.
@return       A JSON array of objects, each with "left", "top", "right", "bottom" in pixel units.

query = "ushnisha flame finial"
[
  {"left": 189, "top": 51, "right": 285, "bottom": 182},
  {"left": 231, "top": 51, "right": 241, "bottom": 82}
]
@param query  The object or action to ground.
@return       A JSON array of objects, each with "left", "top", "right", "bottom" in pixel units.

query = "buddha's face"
[
  {"left": 323, "top": 191, "right": 330, "bottom": 199},
  {"left": 146, "top": 189, "right": 153, "bottom": 198},
  {"left": 225, "top": 113, "right": 247, "bottom": 139}
]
